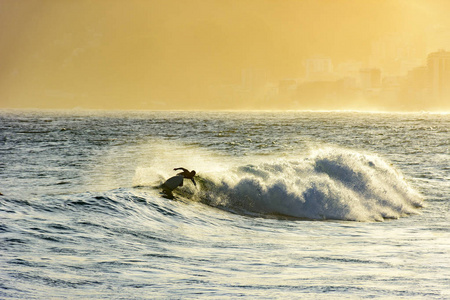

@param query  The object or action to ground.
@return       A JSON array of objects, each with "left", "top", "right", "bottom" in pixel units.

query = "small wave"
[{"left": 188, "top": 147, "right": 423, "bottom": 221}]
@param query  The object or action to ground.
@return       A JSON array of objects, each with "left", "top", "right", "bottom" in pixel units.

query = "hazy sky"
[{"left": 1, "top": 0, "right": 450, "bottom": 110}]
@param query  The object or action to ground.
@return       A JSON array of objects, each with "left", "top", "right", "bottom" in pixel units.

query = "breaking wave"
[{"left": 172, "top": 147, "right": 424, "bottom": 221}]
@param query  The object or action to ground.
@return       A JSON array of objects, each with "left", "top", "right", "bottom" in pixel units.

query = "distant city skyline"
[
  {"left": 205, "top": 48, "right": 449, "bottom": 111},
  {"left": 1, "top": 0, "right": 450, "bottom": 111}
]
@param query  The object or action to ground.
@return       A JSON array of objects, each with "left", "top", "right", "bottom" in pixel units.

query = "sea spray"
[
  {"left": 130, "top": 140, "right": 423, "bottom": 221},
  {"left": 189, "top": 147, "right": 423, "bottom": 221},
  {"left": 132, "top": 140, "right": 231, "bottom": 188}
]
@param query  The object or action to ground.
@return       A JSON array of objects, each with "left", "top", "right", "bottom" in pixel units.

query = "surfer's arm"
[
  {"left": 174, "top": 167, "right": 189, "bottom": 172},
  {"left": 191, "top": 178, "right": 196, "bottom": 186}
]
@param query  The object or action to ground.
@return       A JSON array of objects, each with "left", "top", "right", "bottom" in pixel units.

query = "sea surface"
[{"left": 0, "top": 110, "right": 449, "bottom": 299}]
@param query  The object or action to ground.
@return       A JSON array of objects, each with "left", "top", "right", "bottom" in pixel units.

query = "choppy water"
[{"left": 0, "top": 110, "right": 449, "bottom": 299}]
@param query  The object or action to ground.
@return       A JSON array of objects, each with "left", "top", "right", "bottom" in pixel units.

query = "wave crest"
[{"left": 192, "top": 148, "right": 423, "bottom": 221}]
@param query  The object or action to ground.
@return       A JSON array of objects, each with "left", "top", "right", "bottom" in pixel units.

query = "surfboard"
[
  {"left": 160, "top": 190, "right": 176, "bottom": 200},
  {"left": 161, "top": 175, "right": 184, "bottom": 192}
]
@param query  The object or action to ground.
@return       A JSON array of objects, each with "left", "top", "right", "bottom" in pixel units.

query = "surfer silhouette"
[
  {"left": 174, "top": 167, "right": 197, "bottom": 186},
  {"left": 161, "top": 167, "right": 196, "bottom": 198}
]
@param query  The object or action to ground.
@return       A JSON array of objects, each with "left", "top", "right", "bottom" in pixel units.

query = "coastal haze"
[{"left": 1, "top": 0, "right": 450, "bottom": 111}]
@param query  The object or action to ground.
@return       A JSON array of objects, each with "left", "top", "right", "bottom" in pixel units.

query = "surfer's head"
[{"left": 191, "top": 170, "right": 196, "bottom": 176}]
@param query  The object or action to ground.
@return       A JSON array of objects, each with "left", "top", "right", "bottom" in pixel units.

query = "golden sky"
[{"left": 1, "top": 0, "right": 450, "bottom": 110}]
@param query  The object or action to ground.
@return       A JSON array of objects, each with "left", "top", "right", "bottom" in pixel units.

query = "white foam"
[
  {"left": 131, "top": 141, "right": 423, "bottom": 221},
  {"left": 191, "top": 147, "right": 423, "bottom": 221}
]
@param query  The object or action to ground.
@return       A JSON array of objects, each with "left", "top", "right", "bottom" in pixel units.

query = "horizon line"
[{"left": 1, "top": 107, "right": 449, "bottom": 115}]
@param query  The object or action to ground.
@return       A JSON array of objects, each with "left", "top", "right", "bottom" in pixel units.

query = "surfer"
[
  {"left": 174, "top": 167, "right": 197, "bottom": 186},
  {"left": 160, "top": 167, "right": 196, "bottom": 198}
]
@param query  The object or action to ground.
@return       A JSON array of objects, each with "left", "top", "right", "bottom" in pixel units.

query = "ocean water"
[{"left": 0, "top": 110, "right": 449, "bottom": 299}]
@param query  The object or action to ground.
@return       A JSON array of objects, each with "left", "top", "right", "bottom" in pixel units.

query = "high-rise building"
[
  {"left": 370, "top": 34, "right": 425, "bottom": 76},
  {"left": 304, "top": 56, "right": 334, "bottom": 81},
  {"left": 359, "top": 68, "right": 381, "bottom": 90},
  {"left": 427, "top": 50, "right": 450, "bottom": 103}
]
